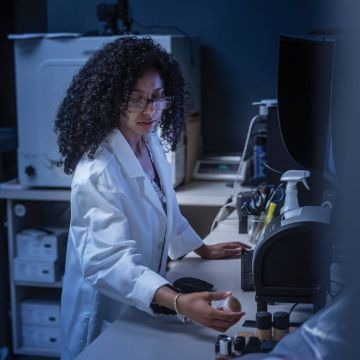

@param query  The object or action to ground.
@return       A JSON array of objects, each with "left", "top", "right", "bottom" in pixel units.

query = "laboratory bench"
[
  {"left": 0, "top": 179, "right": 247, "bottom": 358},
  {"left": 0, "top": 179, "right": 237, "bottom": 204},
  {"left": 76, "top": 211, "right": 313, "bottom": 360}
]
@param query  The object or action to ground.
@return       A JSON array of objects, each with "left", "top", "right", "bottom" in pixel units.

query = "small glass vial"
[
  {"left": 216, "top": 337, "right": 233, "bottom": 360},
  {"left": 256, "top": 311, "right": 272, "bottom": 341},
  {"left": 273, "top": 311, "right": 289, "bottom": 341}
]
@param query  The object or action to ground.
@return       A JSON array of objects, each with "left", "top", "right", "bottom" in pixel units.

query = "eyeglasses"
[{"left": 127, "top": 96, "right": 173, "bottom": 112}]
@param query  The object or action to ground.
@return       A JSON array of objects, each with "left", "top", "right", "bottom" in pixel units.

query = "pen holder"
[
  {"left": 236, "top": 191, "right": 253, "bottom": 234},
  {"left": 247, "top": 214, "right": 265, "bottom": 244}
]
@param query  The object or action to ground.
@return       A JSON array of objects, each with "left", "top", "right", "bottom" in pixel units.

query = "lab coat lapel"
[
  {"left": 106, "top": 129, "right": 166, "bottom": 219},
  {"left": 145, "top": 134, "right": 173, "bottom": 216},
  {"left": 145, "top": 134, "right": 173, "bottom": 275}
]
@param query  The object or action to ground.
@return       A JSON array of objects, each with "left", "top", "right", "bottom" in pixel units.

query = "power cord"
[
  {"left": 210, "top": 200, "right": 236, "bottom": 232},
  {"left": 210, "top": 114, "right": 266, "bottom": 232},
  {"left": 288, "top": 303, "right": 299, "bottom": 317},
  {"left": 231, "top": 114, "right": 266, "bottom": 205}
]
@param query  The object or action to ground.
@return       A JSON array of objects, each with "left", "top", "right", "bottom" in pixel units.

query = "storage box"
[
  {"left": 14, "top": 257, "right": 63, "bottom": 283},
  {"left": 16, "top": 227, "right": 67, "bottom": 260},
  {"left": 21, "top": 300, "right": 60, "bottom": 327},
  {"left": 22, "top": 324, "right": 60, "bottom": 349}
]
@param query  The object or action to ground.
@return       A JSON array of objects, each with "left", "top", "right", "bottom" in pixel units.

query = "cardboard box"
[
  {"left": 14, "top": 257, "right": 62, "bottom": 283},
  {"left": 22, "top": 325, "right": 60, "bottom": 349},
  {"left": 16, "top": 227, "right": 67, "bottom": 260},
  {"left": 21, "top": 300, "right": 60, "bottom": 327}
]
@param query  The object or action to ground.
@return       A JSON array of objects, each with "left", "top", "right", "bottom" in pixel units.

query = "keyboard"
[{"left": 241, "top": 249, "right": 255, "bottom": 291}]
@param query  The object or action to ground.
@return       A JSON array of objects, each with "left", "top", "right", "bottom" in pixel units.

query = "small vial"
[
  {"left": 216, "top": 337, "right": 233, "bottom": 360},
  {"left": 215, "top": 340, "right": 220, "bottom": 357},
  {"left": 256, "top": 311, "right": 272, "bottom": 341},
  {"left": 260, "top": 339, "right": 278, "bottom": 353},
  {"left": 243, "top": 336, "right": 262, "bottom": 355},
  {"left": 273, "top": 311, "right": 289, "bottom": 341},
  {"left": 233, "top": 336, "right": 245, "bottom": 355}
]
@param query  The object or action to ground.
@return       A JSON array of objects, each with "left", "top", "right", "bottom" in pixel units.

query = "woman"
[{"left": 55, "top": 36, "right": 247, "bottom": 359}]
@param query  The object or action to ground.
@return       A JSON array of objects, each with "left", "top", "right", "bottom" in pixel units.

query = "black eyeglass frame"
[{"left": 127, "top": 96, "right": 174, "bottom": 112}]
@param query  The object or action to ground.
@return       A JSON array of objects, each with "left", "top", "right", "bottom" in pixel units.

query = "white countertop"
[
  {"left": 0, "top": 179, "right": 247, "bottom": 207},
  {"left": 76, "top": 212, "right": 313, "bottom": 360}
]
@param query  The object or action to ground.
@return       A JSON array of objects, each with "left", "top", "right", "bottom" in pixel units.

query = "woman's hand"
[
  {"left": 176, "top": 291, "right": 245, "bottom": 332},
  {"left": 195, "top": 242, "right": 251, "bottom": 260}
]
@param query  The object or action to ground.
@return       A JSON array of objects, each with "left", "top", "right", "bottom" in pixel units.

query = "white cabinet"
[
  {"left": 10, "top": 34, "right": 200, "bottom": 188},
  {"left": 1, "top": 186, "right": 70, "bottom": 358}
]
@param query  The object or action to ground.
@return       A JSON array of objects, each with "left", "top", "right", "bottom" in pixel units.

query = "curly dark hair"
[{"left": 54, "top": 36, "right": 185, "bottom": 175}]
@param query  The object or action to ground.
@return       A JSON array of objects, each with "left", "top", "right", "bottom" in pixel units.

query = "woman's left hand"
[{"left": 195, "top": 242, "right": 251, "bottom": 260}]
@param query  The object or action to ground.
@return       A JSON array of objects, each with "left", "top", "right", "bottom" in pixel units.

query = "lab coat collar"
[
  {"left": 106, "top": 129, "right": 170, "bottom": 219},
  {"left": 106, "top": 129, "right": 144, "bottom": 179}
]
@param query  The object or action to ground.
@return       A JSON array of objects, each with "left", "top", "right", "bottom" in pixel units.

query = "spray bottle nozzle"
[
  {"left": 280, "top": 170, "right": 310, "bottom": 186},
  {"left": 280, "top": 170, "right": 311, "bottom": 215},
  {"left": 302, "top": 177, "right": 310, "bottom": 190}
]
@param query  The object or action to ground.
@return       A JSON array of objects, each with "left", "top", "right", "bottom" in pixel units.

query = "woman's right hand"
[{"left": 176, "top": 291, "right": 245, "bottom": 332}]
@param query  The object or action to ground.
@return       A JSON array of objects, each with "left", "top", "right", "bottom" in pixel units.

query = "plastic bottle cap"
[
  {"left": 234, "top": 336, "right": 246, "bottom": 351},
  {"left": 217, "top": 334, "right": 228, "bottom": 341},
  {"left": 273, "top": 311, "right": 289, "bottom": 330},
  {"left": 248, "top": 336, "right": 261, "bottom": 346},
  {"left": 256, "top": 311, "right": 272, "bottom": 330},
  {"left": 260, "top": 340, "right": 278, "bottom": 353}
]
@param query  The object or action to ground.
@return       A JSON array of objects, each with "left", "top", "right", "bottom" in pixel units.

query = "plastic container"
[{"left": 247, "top": 214, "right": 265, "bottom": 244}]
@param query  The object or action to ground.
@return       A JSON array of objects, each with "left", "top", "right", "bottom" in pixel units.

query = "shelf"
[
  {"left": 15, "top": 280, "right": 63, "bottom": 288},
  {"left": 0, "top": 179, "right": 70, "bottom": 201},
  {"left": 16, "top": 345, "right": 60, "bottom": 357}
]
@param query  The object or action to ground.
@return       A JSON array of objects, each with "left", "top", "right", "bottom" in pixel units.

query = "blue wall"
[{"left": 47, "top": 0, "right": 341, "bottom": 154}]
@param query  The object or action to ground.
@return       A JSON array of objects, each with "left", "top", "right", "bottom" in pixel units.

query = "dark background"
[
  {"left": 2, "top": 1, "right": 360, "bottom": 358},
  {"left": 1, "top": 0, "right": 342, "bottom": 154}
]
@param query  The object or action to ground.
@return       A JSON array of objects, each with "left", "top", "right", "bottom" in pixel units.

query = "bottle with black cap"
[
  {"left": 256, "top": 311, "right": 272, "bottom": 341},
  {"left": 273, "top": 311, "right": 289, "bottom": 341},
  {"left": 243, "top": 336, "right": 262, "bottom": 355},
  {"left": 233, "top": 336, "right": 245, "bottom": 356},
  {"left": 260, "top": 339, "right": 278, "bottom": 353}
]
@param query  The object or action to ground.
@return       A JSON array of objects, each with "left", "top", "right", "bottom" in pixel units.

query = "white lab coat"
[{"left": 60, "top": 129, "right": 203, "bottom": 359}]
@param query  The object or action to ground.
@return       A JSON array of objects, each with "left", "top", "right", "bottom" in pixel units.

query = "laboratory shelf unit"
[{"left": 0, "top": 185, "right": 70, "bottom": 358}]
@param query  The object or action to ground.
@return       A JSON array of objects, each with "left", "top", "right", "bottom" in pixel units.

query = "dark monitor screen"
[{"left": 277, "top": 35, "right": 335, "bottom": 171}]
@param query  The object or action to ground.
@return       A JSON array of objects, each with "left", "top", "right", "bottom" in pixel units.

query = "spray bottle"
[{"left": 280, "top": 170, "right": 310, "bottom": 216}]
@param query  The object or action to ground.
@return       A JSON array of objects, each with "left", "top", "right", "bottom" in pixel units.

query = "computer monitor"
[{"left": 277, "top": 35, "right": 335, "bottom": 172}]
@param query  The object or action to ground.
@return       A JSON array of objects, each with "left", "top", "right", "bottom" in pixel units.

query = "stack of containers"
[
  {"left": 20, "top": 298, "right": 61, "bottom": 350},
  {"left": 14, "top": 228, "right": 67, "bottom": 284},
  {"left": 13, "top": 227, "right": 67, "bottom": 350}
]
